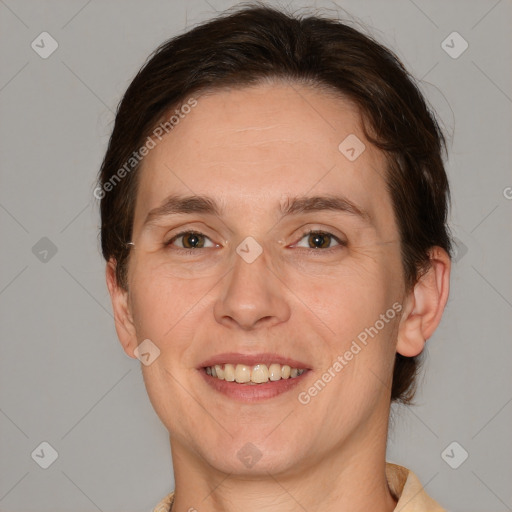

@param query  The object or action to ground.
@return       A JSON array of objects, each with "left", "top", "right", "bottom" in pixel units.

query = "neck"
[{"left": 168, "top": 411, "right": 397, "bottom": 512}]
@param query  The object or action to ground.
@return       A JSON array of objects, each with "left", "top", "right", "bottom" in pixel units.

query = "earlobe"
[
  {"left": 105, "top": 259, "right": 138, "bottom": 359},
  {"left": 396, "top": 247, "right": 451, "bottom": 357}
]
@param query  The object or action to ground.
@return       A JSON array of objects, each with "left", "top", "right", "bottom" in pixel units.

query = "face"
[{"left": 116, "top": 82, "right": 409, "bottom": 476}]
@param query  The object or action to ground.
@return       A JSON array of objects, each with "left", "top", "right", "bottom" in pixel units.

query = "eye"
[
  {"left": 294, "top": 230, "right": 344, "bottom": 249},
  {"left": 165, "top": 231, "right": 216, "bottom": 249}
]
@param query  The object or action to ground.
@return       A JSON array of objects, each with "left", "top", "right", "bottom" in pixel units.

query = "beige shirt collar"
[{"left": 153, "top": 462, "right": 445, "bottom": 512}]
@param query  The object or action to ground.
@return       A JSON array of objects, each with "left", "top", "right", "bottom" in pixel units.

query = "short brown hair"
[{"left": 97, "top": 4, "right": 452, "bottom": 404}]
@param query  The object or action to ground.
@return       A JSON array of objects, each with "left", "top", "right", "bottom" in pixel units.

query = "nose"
[{"left": 213, "top": 245, "right": 291, "bottom": 331}]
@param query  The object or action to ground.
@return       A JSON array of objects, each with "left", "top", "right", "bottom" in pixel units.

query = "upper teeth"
[{"left": 205, "top": 363, "right": 306, "bottom": 384}]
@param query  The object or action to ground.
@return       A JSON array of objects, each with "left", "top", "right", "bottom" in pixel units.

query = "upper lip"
[{"left": 199, "top": 352, "right": 310, "bottom": 369}]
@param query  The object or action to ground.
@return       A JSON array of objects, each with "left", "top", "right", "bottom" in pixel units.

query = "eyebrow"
[
  {"left": 142, "top": 193, "right": 371, "bottom": 228},
  {"left": 143, "top": 195, "right": 221, "bottom": 227},
  {"left": 280, "top": 195, "right": 370, "bottom": 222}
]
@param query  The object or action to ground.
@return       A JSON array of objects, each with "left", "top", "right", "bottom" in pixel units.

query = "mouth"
[
  {"left": 198, "top": 353, "right": 311, "bottom": 401},
  {"left": 204, "top": 363, "right": 306, "bottom": 384}
]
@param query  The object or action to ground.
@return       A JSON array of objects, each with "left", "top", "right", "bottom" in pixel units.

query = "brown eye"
[
  {"left": 294, "top": 230, "right": 343, "bottom": 250},
  {"left": 166, "top": 231, "right": 215, "bottom": 249},
  {"left": 182, "top": 232, "right": 205, "bottom": 248},
  {"left": 307, "top": 232, "right": 332, "bottom": 249}
]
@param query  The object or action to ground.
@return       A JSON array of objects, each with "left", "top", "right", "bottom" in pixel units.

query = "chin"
[{"left": 198, "top": 436, "right": 307, "bottom": 477}]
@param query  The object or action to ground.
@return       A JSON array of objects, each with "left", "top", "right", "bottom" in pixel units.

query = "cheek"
[
  {"left": 128, "top": 264, "right": 214, "bottom": 344},
  {"left": 283, "top": 255, "right": 398, "bottom": 336},
  {"left": 282, "top": 249, "right": 402, "bottom": 394}
]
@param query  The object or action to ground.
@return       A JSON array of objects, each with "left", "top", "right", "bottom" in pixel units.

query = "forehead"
[{"left": 132, "top": 82, "right": 394, "bottom": 235}]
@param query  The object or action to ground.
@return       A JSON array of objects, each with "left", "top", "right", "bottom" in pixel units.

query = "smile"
[{"left": 205, "top": 363, "right": 306, "bottom": 384}]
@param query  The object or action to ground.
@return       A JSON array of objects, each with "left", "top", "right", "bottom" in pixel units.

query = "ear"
[
  {"left": 396, "top": 247, "right": 451, "bottom": 357},
  {"left": 105, "top": 258, "right": 138, "bottom": 359}
]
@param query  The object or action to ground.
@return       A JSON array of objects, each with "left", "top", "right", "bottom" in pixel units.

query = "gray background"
[{"left": 0, "top": 0, "right": 511, "bottom": 511}]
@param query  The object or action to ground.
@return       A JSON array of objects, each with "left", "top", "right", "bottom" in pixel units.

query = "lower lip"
[{"left": 199, "top": 368, "right": 310, "bottom": 402}]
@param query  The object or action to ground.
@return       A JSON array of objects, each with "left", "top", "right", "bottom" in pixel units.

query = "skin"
[{"left": 106, "top": 81, "right": 450, "bottom": 512}]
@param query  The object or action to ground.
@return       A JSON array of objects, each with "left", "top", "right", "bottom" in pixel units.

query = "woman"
[{"left": 97, "top": 5, "right": 451, "bottom": 511}]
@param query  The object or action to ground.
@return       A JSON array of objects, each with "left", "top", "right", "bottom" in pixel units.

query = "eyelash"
[
  {"left": 163, "top": 230, "right": 216, "bottom": 256},
  {"left": 164, "top": 229, "right": 346, "bottom": 254},
  {"left": 294, "top": 229, "right": 347, "bottom": 251}
]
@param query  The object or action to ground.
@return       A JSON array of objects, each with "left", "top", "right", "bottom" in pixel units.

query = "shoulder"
[
  {"left": 152, "top": 491, "right": 174, "bottom": 512},
  {"left": 386, "top": 462, "right": 447, "bottom": 511}
]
